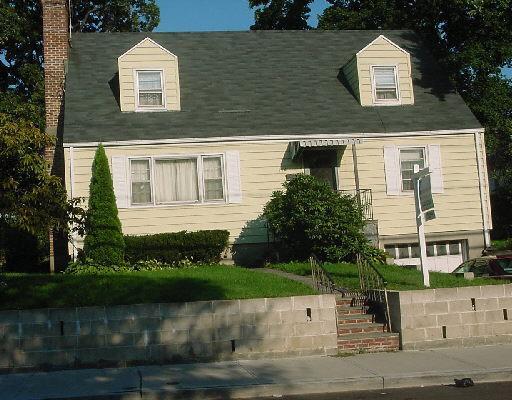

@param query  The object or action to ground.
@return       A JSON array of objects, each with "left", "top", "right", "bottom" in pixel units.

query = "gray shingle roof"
[{"left": 63, "top": 30, "right": 481, "bottom": 144}]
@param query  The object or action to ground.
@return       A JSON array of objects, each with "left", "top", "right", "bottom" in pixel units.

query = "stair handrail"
[
  {"left": 356, "top": 254, "right": 392, "bottom": 332},
  {"left": 310, "top": 255, "right": 362, "bottom": 301}
]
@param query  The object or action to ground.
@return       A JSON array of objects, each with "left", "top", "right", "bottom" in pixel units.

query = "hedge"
[{"left": 124, "top": 230, "right": 230, "bottom": 265}]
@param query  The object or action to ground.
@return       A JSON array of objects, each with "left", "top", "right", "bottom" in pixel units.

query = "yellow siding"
[
  {"left": 356, "top": 36, "right": 414, "bottom": 106},
  {"left": 117, "top": 38, "right": 180, "bottom": 112},
  {"left": 66, "top": 133, "right": 485, "bottom": 248},
  {"left": 66, "top": 141, "right": 303, "bottom": 246},
  {"left": 339, "top": 134, "right": 484, "bottom": 238}
]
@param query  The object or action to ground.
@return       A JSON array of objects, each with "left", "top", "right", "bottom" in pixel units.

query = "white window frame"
[
  {"left": 128, "top": 153, "right": 227, "bottom": 208},
  {"left": 371, "top": 65, "right": 401, "bottom": 105},
  {"left": 134, "top": 69, "right": 166, "bottom": 112},
  {"left": 398, "top": 145, "right": 428, "bottom": 193},
  {"left": 129, "top": 157, "right": 153, "bottom": 205},
  {"left": 385, "top": 241, "right": 464, "bottom": 260}
]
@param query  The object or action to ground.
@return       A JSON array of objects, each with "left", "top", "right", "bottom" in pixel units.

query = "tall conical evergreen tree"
[{"left": 83, "top": 144, "right": 125, "bottom": 265}]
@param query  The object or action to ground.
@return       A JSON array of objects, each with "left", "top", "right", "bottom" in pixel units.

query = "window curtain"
[
  {"left": 154, "top": 159, "right": 198, "bottom": 202},
  {"left": 203, "top": 157, "right": 224, "bottom": 200}
]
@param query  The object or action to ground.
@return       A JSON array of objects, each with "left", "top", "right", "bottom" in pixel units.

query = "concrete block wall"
[
  {"left": 0, "top": 295, "right": 337, "bottom": 369},
  {"left": 387, "top": 284, "right": 512, "bottom": 350}
]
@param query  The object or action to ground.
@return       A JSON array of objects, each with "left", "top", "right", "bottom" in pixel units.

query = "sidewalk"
[{"left": 2, "top": 344, "right": 512, "bottom": 400}]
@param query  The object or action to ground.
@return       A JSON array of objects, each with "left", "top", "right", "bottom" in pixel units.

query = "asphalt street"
[{"left": 254, "top": 381, "right": 512, "bottom": 400}]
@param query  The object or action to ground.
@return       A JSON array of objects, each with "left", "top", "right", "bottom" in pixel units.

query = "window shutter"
[
  {"left": 111, "top": 156, "right": 129, "bottom": 208},
  {"left": 428, "top": 144, "right": 444, "bottom": 193},
  {"left": 225, "top": 151, "right": 242, "bottom": 203},
  {"left": 383, "top": 145, "right": 400, "bottom": 195}
]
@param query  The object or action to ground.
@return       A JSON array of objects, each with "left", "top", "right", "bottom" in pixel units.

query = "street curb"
[{"left": 46, "top": 368, "right": 512, "bottom": 400}]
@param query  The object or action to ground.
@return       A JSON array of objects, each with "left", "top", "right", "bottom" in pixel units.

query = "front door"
[{"left": 304, "top": 149, "right": 338, "bottom": 190}]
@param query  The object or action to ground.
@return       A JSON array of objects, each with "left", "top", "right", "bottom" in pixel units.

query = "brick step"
[
  {"left": 337, "top": 332, "right": 399, "bottom": 353},
  {"left": 337, "top": 314, "right": 374, "bottom": 325},
  {"left": 335, "top": 298, "right": 354, "bottom": 306},
  {"left": 336, "top": 306, "right": 369, "bottom": 316},
  {"left": 337, "top": 322, "right": 385, "bottom": 335}
]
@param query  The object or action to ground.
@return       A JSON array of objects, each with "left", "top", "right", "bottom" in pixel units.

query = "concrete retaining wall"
[
  {"left": 387, "top": 284, "right": 512, "bottom": 350},
  {"left": 0, "top": 295, "right": 337, "bottom": 369}
]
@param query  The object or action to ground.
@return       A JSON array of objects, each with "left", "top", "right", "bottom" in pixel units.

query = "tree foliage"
[
  {"left": 264, "top": 174, "right": 370, "bottom": 262},
  {"left": 0, "top": 113, "right": 68, "bottom": 233},
  {"left": 249, "top": 0, "right": 313, "bottom": 30},
  {"left": 83, "top": 145, "right": 125, "bottom": 266},
  {"left": 0, "top": 0, "right": 160, "bottom": 127}
]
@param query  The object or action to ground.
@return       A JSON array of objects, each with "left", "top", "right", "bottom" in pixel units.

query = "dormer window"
[
  {"left": 136, "top": 70, "right": 164, "bottom": 110},
  {"left": 342, "top": 35, "right": 413, "bottom": 107},
  {"left": 372, "top": 66, "right": 399, "bottom": 104}
]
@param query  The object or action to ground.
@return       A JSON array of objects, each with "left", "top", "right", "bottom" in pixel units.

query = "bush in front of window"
[
  {"left": 83, "top": 144, "right": 125, "bottom": 266},
  {"left": 264, "top": 174, "right": 373, "bottom": 263},
  {"left": 124, "top": 230, "right": 230, "bottom": 265}
]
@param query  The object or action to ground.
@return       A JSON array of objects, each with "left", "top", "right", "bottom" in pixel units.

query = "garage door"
[{"left": 384, "top": 241, "right": 465, "bottom": 273}]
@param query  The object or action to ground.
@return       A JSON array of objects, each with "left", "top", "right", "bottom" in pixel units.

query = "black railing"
[
  {"left": 356, "top": 254, "right": 391, "bottom": 332},
  {"left": 310, "top": 256, "right": 363, "bottom": 301},
  {"left": 338, "top": 189, "right": 373, "bottom": 220}
]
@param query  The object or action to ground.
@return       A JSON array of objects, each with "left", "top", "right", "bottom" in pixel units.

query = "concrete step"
[
  {"left": 337, "top": 332, "right": 400, "bottom": 353},
  {"left": 337, "top": 322, "right": 385, "bottom": 335},
  {"left": 337, "top": 314, "right": 374, "bottom": 325}
]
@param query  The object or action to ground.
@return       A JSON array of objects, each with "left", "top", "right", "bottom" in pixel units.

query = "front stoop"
[{"left": 336, "top": 297, "right": 399, "bottom": 353}]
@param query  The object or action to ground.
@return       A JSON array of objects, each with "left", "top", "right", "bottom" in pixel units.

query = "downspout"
[
  {"left": 475, "top": 131, "right": 491, "bottom": 248},
  {"left": 69, "top": 146, "right": 77, "bottom": 260}
]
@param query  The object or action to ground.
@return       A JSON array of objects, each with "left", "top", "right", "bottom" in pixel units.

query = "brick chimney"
[
  {"left": 41, "top": 0, "right": 70, "bottom": 272},
  {"left": 41, "top": 0, "right": 69, "bottom": 137}
]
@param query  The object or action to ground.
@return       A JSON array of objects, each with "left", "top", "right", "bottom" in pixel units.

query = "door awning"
[{"left": 290, "top": 138, "right": 363, "bottom": 160}]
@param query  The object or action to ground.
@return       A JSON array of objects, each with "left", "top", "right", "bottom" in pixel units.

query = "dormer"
[
  {"left": 117, "top": 37, "right": 181, "bottom": 112},
  {"left": 342, "top": 35, "right": 414, "bottom": 107}
]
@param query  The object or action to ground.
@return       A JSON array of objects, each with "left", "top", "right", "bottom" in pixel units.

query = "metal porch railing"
[
  {"left": 338, "top": 188, "right": 373, "bottom": 220},
  {"left": 356, "top": 254, "right": 392, "bottom": 332}
]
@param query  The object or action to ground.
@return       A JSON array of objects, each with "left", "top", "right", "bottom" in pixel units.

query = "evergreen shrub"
[
  {"left": 83, "top": 144, "right": 125, "bottom": 265},
  {"left": 264, "top": 174, "right": 373, "bottom": 263},
  {"left": 124, "top": 230, "right": 230, "bottom": 265}
]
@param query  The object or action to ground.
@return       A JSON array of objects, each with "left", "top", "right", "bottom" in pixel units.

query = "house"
[{"left": 42, "top": 1, "right": 491, "bottom": 271}]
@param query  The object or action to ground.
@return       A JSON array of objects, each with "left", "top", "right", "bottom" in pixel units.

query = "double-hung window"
[
  {"left": 129, "top": 155, "right": 225, "bottom": 206},
  {"left": 130, "top": 159, "right": 152, "bottom": 204},
  {"left": 136, "top": 70, "right": 164, "bottom": 109},
  {"left": 372, "top": 66, "right": 399, "bottom": 103},
  {"left": 399, "top": 148, "right": 425, "bottom": 191}
]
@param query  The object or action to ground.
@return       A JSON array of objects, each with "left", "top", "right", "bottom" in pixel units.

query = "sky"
[
  {"left": 154, "top": 0, "right": 329, "bottom": 32},
  {"left": 154, "top": 0, "right": 512, "bottom": 78}
]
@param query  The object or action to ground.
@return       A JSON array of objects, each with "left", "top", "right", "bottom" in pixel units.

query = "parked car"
[{"left": 452, "top": 255, "right": 512, "bottom": 279}]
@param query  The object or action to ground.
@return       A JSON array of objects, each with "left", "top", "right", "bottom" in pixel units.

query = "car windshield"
[
  {"left": 496, "top": 259, "right": 512, "bottom": 274},
  {"left": 453, "top": 261, "right": 474, "bottom": 273}
]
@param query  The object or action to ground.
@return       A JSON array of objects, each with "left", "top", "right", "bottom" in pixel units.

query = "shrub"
[
  {"left": 124, "top": 230, "right": 230, "bottom": 265},
  {"left": 83, "top": 144, "right": 125, "bottom": 266},
  {"left": 3, "top": 226, "right": 48, "bottom": 272},
  {"left": 264, "top": 174, "right": 371, "bottom": 263}
]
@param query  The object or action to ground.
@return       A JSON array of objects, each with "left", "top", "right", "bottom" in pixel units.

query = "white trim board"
[
  {"left": 118, "top": 37, "right": 178, "bottom": 61},
  {"left": 356, "top": 35, "right": 410, "bottom": 56},
  {"left": 63, "top": 128, "right": 484, "bottom": 148}
]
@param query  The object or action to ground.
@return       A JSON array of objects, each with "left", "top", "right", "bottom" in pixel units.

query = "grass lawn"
[
  {"left": 269, "top": 262, "right": 505, "bottom": 291},
  {"left": 0, "top": 266, "right": 315, "bottom": 310},
  {"left": 492, "top": 239, "right": 512, "bottom": 251}
]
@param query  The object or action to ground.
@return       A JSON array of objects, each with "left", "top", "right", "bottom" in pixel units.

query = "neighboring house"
[{"left": 42, "top": 2, "right": 491, "bottom": 271}]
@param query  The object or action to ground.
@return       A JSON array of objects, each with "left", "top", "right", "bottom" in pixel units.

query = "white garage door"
[{"left": 385, "top": 241, "right": 465, "bottom": 273}]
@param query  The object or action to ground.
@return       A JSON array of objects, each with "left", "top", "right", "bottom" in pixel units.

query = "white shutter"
[
  {"left": 428, "top": 144, "right": 444, "bottom": 193},
  {"left": 383, "top": 145, "right": 400, "bottom": 195},
  {"left": 111, "top": 156, "right": 129, "bottom": 208},
  {"left": 225, "top": 151, "right": 242, "bottom": 203}
]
